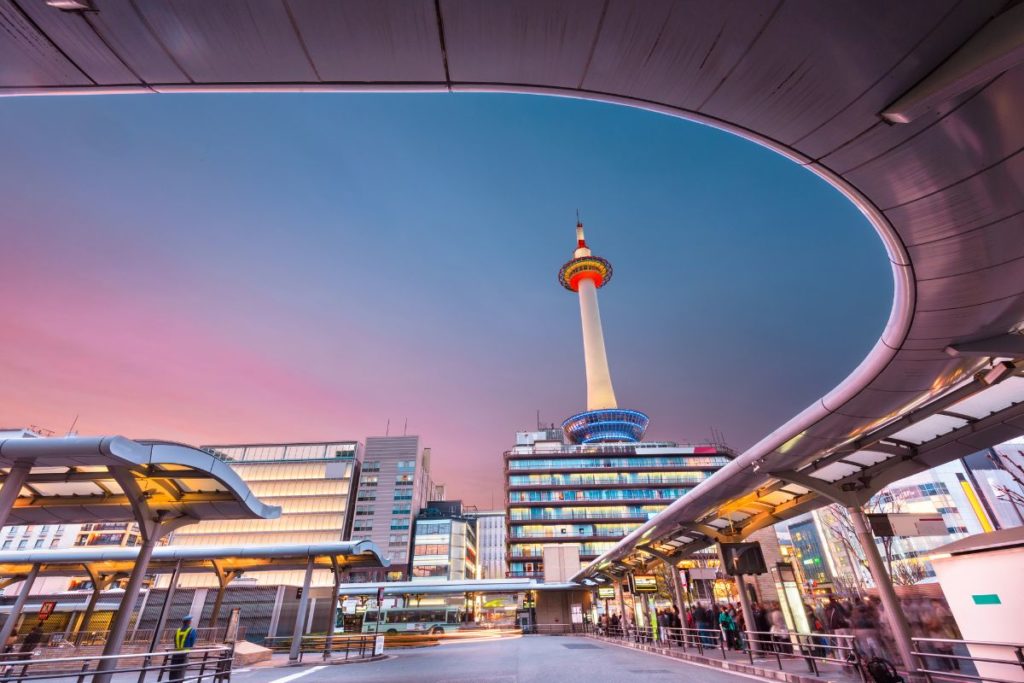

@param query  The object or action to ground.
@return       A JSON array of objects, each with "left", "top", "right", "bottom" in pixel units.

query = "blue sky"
[{"left": 0, "top": 92, "right": 891, "bottom": 505}]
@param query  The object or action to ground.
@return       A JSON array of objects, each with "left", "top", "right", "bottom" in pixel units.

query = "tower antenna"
[{"left": 386, "top": 418, "right": 390, "bottom": 437}]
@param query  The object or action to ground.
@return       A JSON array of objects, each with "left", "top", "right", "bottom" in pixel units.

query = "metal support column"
[
  {"left": 735, "top": 574, "right": 756, "bottom": 649},
  {"left": 664, "top": 559, "right": 687, "bottom": 619},
  {"left": 0, "top": 463, "right": 30, "bottom": 529},
  {"left": 208, "top": 562, "right": 237, "bottom": 630},
  {"left": 615, "top": 578, "right": 629, "bottom": 628},
  {"left": 0, "top": 564, "right": 39, "bottom": 646},
  {"left": 849, "top": 505, "right": 916, "bottom": 673},
  {"left": 324, "top": 558, "right": 342, "bottom": 659},
  {"left": 96, "top": 535, "right": 157, "bottom": 674},
  {"left": 289, "top": 556, "right": 315, "bottom": 662},
  {"left": 149, "top": 559, "right": 182, "bottom": 651}
]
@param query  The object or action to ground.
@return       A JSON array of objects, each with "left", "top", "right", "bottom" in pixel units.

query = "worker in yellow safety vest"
[{"left": 170, "top": 615, "right": 196, "bottom": 681}]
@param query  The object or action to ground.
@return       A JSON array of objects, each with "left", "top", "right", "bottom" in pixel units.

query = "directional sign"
[{"left": 38, "top": 601, "right": 56, "bottom": 621}]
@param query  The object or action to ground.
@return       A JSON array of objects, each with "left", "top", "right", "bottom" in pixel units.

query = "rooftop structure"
[{"left": 557, "top": 222, "right": 648, "bottom": 444}]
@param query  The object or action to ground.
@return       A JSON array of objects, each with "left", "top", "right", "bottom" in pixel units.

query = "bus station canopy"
[
  {"left": 0, "top": 436, "right": 280, "bottom": 526},
  {"left": 0, "top": 540, "right": 388, "bottom": 579}
]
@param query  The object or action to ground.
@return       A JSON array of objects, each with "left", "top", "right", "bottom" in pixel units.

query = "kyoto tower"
[{"left": 558, "top": 220, "right": 649, "bottom": 444}]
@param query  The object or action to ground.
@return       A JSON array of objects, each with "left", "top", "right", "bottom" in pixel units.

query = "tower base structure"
[{"left": 562, "top": 409, "right": 649, "bottom": 444}]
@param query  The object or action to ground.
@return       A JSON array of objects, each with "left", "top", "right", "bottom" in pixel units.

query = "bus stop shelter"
[
  {"left": 0, "top": 540, "right": 388, "bottom": 663},
  {"left": 0, "top": 436, "right": 281, "bottom": 678}
]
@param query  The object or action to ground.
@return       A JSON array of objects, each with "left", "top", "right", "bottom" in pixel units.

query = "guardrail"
[
  {"left": 66, "top": 627, "right": 241, "bottom": 648},
  {"left": 263, "top": 634, "right": 381, "bottom": 663},
  {"left": 0, "top": 644, "right": 232, "bottom": 682},
  {"left": 912, "top": 636, "right": 1023, "bottom": 683},
  {"left": 594, "top": 624, "right": 1024, "bottom": 683}
]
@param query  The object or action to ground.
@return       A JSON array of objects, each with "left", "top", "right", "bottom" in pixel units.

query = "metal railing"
[
  {"left": 596, "top": 624, "right": 866, "bottom": 681},
  {"left": 593, "top": 622, "right": 1024, "bottom": 683},
  {"left": 66, "top": 627, "right": 240, "bottom": 649},
  {"left": 263, "top": 634, "right": 380, "bottom": 663},
  {"left": 525, "top": 623, "right": 594, "bottom": 635},
  {"left": 912, "top": 637, "right": 1023, "bottom": 683},
  {"left": 0, "top": 645, "right": 232, "bottom": 682}
]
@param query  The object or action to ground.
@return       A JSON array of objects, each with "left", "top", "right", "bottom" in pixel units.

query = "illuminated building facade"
[
  {"left": 505, "top": 430, "right": 733, "bottom": 577},
  {"left": 167, "top": 440, "right": 362, "bottom": 587}
]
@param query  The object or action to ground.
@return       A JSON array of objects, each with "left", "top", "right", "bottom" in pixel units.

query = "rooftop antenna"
[
  {"left": 386, "top": 418, "right": 390, "bottom": 437},
  {"left": 403, "top": 418, "right": 408, "bottom": 436},
  {"left": 66, "top": 414, "right": 79, "bottom": 437},
  {"left": 576, "top": 208, "right": 581, "bottom": 225},
  {"left": 536, "top": 409, "right": 541, "bottom": 430}
]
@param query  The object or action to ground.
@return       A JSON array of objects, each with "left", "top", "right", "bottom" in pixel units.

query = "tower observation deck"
[{"left": 558, "top": 222, "right": 649, "bottom": 444}]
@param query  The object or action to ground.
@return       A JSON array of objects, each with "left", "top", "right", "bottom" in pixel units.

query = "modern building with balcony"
[{"left": 504, "top": 429, "right": 733, "bottom": 578}]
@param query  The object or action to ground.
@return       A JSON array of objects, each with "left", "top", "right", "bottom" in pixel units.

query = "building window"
[
  {"left": 363, "top": 462, "right": 381, "bottom": 472},
  {"left": 357, "top": 494, "right": 377, "bottom": 502},
  {"left": 1, "top": 541, "right": 9, "bottom": 550},
  {"left": 49, "top": 539, "right": 61, "bottom": 549},
  {"left": 414, "top": 544, "right": 449, "bottom": 555},
  {"left": 392, "top": 507, "right": 411, "bottom": 516},
  {"left": 390, "top": 522, "right": 410, "bottom": 531},
  {"left": 17, "top": 540, "right": 26, "bottom": 550},
  {"left": 412, "top": 565, "right": 448, "bottom": 578},
  {"left": 393, "top": 493, "right": 412, "bottom": 501},
  {"left": 361, "top": 476, "right": 378, "bottom": 487},
  {"left": 355, "top": 506, "right": 375, "bottom": 516},
  {"left": 33, "top": 539, "right": 43, "bottom": 549}
]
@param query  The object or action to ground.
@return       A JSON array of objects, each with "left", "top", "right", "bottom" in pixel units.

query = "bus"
[{"left": 361, "top": 607, "right": 464, "bottom": 635}]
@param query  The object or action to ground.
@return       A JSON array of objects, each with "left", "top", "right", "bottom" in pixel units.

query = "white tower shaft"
[{"left": 577, "top": 278, "right": 618, "bottom": 410}]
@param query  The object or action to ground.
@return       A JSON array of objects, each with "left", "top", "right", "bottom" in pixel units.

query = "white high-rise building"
[{"left": 466, "top": 510, "right": 507, "bottom": 579}]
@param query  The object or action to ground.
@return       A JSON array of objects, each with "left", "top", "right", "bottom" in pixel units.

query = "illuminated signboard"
[
  {"left": 631, "top": 575, "right": 658, "bottom": 593},
  {"left": 597, "top": 586, "right": 615, "bottom": 599}
]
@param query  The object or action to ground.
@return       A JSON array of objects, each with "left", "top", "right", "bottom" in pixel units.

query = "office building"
[
  {"left": 505, "top": 432, "right": 733, "bottom": 577},
  {"left": 467, "top": 510, "right": 507, "bottom": 579},
  {"left": 349, "top": 435, "right": 434, "bottom": 580},
  {"left": 167, "top": 440, "right": 362, "bottom": 587},
  {"left": 410, "top": 501, "right": 479, "bottom": 581}
]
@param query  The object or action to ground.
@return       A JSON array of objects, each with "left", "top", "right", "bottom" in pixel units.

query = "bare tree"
[
  {"left": 987, "top": 448, "right": 1024, "bottom": 516},
  {"left": 820, "top": 493, "right": 930, "bottom": 588}
]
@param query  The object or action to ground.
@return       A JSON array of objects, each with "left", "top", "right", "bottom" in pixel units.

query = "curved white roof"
[{"left": 0, "top": 436, "right": 280, "bottom": 525}]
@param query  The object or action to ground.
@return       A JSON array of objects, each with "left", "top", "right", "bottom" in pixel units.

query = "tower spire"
[{"left": 557, "top": 218, "right": 649, "bottom": 444}]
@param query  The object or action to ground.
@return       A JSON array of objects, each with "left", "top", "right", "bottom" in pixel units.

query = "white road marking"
[{"left": 266, "top": 665, "right": 326, "bottom": 683}]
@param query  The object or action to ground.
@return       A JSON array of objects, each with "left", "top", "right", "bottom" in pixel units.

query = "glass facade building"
[{"left": 504, "top": 430, "right": 733, "bottom": 578}]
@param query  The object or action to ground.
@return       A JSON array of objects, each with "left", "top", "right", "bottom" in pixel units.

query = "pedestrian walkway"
[
  {"left": 225, "top": 634, "right": 758, "bottom": 683},
  {"left": 588, "top": 632, "right": 864, "bottom": 683}
]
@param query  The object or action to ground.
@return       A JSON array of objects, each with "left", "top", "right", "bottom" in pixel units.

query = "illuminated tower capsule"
[{"left": 558, "top": 221, "right": 649, "bottom": 444}]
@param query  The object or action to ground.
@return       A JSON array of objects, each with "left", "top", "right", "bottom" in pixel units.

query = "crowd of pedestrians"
[{"left": 599, "top": 592, "right": 962, "bottom": 672}]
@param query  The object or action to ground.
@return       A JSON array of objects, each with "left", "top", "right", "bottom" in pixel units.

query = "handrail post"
[
  {"left": 719, "top": 628, "right": 727, "bottom": 659},
  {"left": 197, "top": 648, "right": 210, "bottom": 682},
  {"left": 745, "top": 632, "right": 754, "bottom": 665}
]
